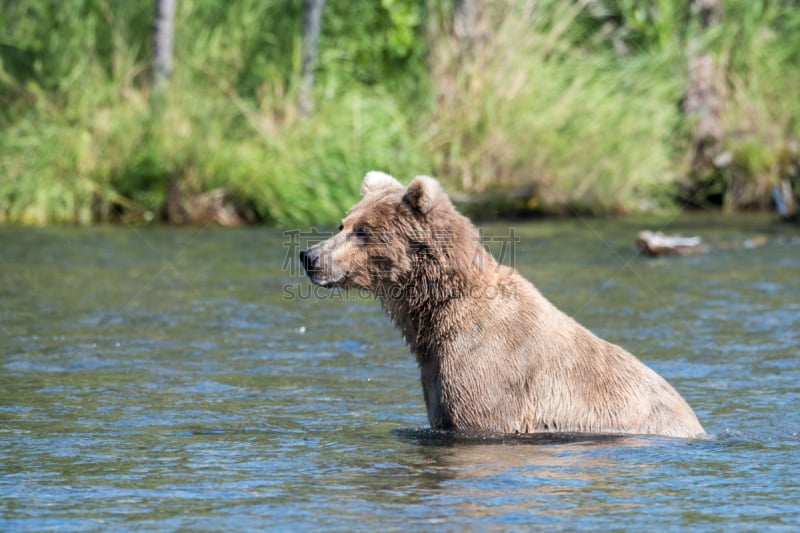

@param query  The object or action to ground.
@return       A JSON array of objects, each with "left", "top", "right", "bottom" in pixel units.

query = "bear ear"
[
  {"left": 361, "top": 171, "right": 402, "bottom": 197},
  {"left": 403, "top": 175, "right": 443, "bottom": 215}
]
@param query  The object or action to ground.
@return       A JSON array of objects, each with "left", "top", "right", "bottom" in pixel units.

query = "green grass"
[
  {"left": 424, "top": 1, "right": 683, "bottom": 213},
  {"left": 1, "top": 0, "right": 799, "bottom": 225}
]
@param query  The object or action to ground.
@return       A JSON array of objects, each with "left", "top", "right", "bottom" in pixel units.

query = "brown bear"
[{"left": 300, "top": 171, "right": 705, "bottom": 438}]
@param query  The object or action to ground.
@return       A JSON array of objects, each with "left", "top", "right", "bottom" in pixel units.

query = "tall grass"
[
  {"left": 0, "top": 0, "right": 428, "bottom": 225},
  {"left": 1, "top": 0, "right": 799, "bottom": 224},
  {"left": 425, "top": 0, "right": 682, "bottom": 213},
  {"left": 574, "top": 0, "right": 800, "bottom": 210},
  {"left": 705, "top": 0, "right": 800, "bottom": 210}
]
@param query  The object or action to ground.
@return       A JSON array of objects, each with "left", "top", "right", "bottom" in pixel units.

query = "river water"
[{"left": 1, "top": 215, "right": 799, "bottom": 531}]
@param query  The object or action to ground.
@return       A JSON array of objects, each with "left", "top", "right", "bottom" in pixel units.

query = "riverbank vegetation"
[{"left": 2, "top": 0, "right": 799, "bottom": 225}]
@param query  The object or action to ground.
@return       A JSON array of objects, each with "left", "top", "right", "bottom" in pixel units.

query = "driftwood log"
[
  {"left": 636, "top": 231, "right": 708, "bottom": 257},
  {"left": 637, "top": 230, "right": 772, "bottom": 257}
]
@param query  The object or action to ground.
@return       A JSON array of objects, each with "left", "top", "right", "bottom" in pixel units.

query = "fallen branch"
[{"left": 636, "top": 230, "right": 708, "bottom": 257}]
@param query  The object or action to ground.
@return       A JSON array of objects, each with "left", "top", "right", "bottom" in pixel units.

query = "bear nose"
[{"left": 299, "top": 248, "right": 317, "bottom": 273}]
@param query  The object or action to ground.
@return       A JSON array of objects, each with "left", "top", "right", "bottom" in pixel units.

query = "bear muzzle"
[
  {"left": 300, "top": 247, "right": 342, "bottom": 287},
  {"left": 299, "top": 248, "right": 319, "bottom": 275}
]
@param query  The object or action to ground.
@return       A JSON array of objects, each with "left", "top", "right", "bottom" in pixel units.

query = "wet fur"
[{"left": 301, "top": 172, "right": 705, "bottom": 438}]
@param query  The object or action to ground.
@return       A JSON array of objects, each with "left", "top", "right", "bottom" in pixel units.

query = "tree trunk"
[
  {"left": 153, "top": 0, "right": 176, "bottom": 88},
  {"left": 298, "top": 0, "right": 325, "bottom": 115},
  {"left": 682, "top": 0, "right": 722, "bottom": 174},
  {"left": 453, "top": 0, "right": 476, "bottom": 44}
]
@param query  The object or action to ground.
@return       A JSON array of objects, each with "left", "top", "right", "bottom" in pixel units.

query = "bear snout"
[
  {"left": 299, "top": 248, "right": 318, "bottom": 275},
  {"left": 300, "top": 245, "right": 347, "bottom": 287}
]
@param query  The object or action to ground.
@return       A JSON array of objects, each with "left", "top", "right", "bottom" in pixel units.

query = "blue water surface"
[{"left": 1, "top": 216, "right": 799, "bottom": 531}]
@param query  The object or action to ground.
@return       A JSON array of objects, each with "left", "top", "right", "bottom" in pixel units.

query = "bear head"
[{"left": 299, "top": 171, "right": 478, "bottom": 295}]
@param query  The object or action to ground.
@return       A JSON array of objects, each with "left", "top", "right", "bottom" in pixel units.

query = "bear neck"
[{"left": 380, "top": 235, "right": 500, "bottom": 360}]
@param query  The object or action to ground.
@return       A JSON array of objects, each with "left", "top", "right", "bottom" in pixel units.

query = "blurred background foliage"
[{"left": 1, "top": 0, "right": 799, "bottom": 225}]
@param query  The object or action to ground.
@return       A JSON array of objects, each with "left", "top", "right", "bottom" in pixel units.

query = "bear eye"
[
  {"left": 338, "top": 223, "right": 344, "bottom": 232},
  {"left": 354, "top": 224, "right": 370, "bottom": 238}
]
